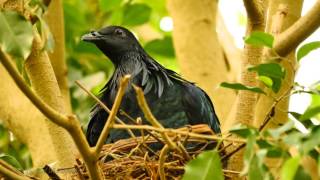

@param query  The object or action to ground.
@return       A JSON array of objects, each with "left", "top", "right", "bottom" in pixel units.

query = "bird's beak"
[{"left": 81, "top": 31, "right": 102, "bottom": 42}]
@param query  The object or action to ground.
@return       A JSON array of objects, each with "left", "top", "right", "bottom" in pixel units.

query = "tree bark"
[
  {"left": 25, "top": 33, "right": 77, "bottom": 168},
  {"left": 167, "top": 0, "right": 236, "bottom": 123},
  {"left": 227, "top": 0, "right": 267, "bottom": 174},
  {"left": 254, "top": 0, "right": 303, "bottom": 128},
  {"left": 0, "top": 65, "right": 58, "bottom": 168},
  {"left": 44, "top": 0, "right": 72, "bottom": 113}
]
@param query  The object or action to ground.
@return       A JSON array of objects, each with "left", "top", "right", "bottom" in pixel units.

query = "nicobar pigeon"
[{"left": 81, "top": 26, "right": 221, "bottom": 147}]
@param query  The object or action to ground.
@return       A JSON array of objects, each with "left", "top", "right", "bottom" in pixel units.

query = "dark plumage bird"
[{"left": 81, "top": 26, "right": 220, "bottom": 147}]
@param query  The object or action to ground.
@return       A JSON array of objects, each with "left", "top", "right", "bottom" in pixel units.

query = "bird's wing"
[
  {"left": 181, "top": 83, "right": 221, "bottom": 133},
  {"left": 86, "top": 107, "right": 108, "bottom": 146}
]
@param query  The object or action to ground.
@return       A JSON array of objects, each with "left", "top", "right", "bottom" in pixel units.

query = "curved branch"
[
  {"left": 0, "top": 48, "right": 103, "bottom": 180},
  {"left": 243, "top": 0, "right": 265, "bottom": 23},
  {"left": 133, "top": 85, "right": 177, "bottom": 149},
  {"left": 94, "top": 75, "right": 131, "bottom": 155},
  {"left": 75, "top": 80, "right": 135, "bottom": 138},
  {"left": 0, "top": 160, "right": 31, "bottom": 180},
  {"left": 274, "top": 0, "right": 320, "bottom": 56},
  {"left": 159, "top": 145, "right": 169, "bottom": 180}
]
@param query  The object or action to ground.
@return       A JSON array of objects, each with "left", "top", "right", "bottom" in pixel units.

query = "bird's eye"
[{"left": 114, "top": 29, "right": 125, "bottom": 37}]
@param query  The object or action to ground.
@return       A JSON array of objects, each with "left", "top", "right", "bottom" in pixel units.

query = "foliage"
[
  {"left": 183, "top": 150, "right": 224, "bottom": 180},
  {"left": 0, "top": 10, "right": 33, "bottom": 71},
  {"left": 220, "top": 82, "right": 265, "bottom": 94},
  {"left": 0, "top": 123, "right": 32, "bottom": 170},
  {"left": 297, "top": 41, "right": 320, "bottom": 62},
  {"left": 244, "top": 31, "right": 274, "bottom": 48}
]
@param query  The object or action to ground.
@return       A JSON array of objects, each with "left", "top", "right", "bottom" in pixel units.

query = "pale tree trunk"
[
  {"left": 0, "top": 65, "right": 57, "bottom": 168},
  {"left": 25, "top": 33, "right": 77, "bottom": 168},
  {"left": 44, "top": 0, "right": 72, "bottom": 113},
  {"left": 227, "top": 0, "right": 267, "bottom": 174},
  {"left": 254, "top": 0, "right": 303, "bottom": 128},
  {"left": 167, "top": 0, "right": 237, "bottom": 124},
  {"left": 255, "top": 0, "right": 303, "bottom": 177}
]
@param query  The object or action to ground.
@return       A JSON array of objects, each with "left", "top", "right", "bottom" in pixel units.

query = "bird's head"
[{"left": 81, "top": 26, "right": 141, "bottom": 60}]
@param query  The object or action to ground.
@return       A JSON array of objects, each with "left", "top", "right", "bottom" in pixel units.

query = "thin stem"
[
  {"left": 159, "top": 145, "right": 169, "bottom": 180},
  {"left": 133, "top": 85, "right": 177, "bottom": 149},
  {"left": 75, "top": 80, "right": 135, "bottom": 138},
  {"left": 243, "top": 0, "right": 265, "bottom": 23},
  {"left": 274, "top": 0, "right": 320, "bottom": 56},
  {"left": 112, "top": 124, "right": 246, "bottom": 143},
  {"left": 94, "top": 75, "right": 131, "bottom": 155},
  {"left": 0, "top": 160, "right": 31, "bottom": 180}
]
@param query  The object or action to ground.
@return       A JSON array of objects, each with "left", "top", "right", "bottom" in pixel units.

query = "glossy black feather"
[{"left": 82, "top": 26, "right": 220, "bottom": 146}]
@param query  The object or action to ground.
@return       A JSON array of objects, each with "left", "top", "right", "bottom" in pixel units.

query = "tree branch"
[
  {"left": 159, "top": 145, "right": 169, "bottom": 180},
  {"left": 243, "top": 0, "right": 265, "bottom": 23},
  {"left": 0, "top": 160, "right": 31, "bottom": 180},
  {"left": 274, "top": 0, "right": 320, "bottom": 56},
  {"left": 133, "top": 85, "right": 177, "bottom": 149},
  {"left": 112, "top": 124, "right": 246, "bottom": 143},
  {"left": 94, "top": 75, "right": 131, "bottom": 155},
  {"left": 0, "top": 48, "right": 103, "bottom": 180},
  {"left": 75, "top": 80, "right": 135, "bottom": 138}
]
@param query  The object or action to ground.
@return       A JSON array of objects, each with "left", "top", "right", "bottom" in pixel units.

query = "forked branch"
[{"left": 274, "top": 0, "right": 320, "bottom": 56}]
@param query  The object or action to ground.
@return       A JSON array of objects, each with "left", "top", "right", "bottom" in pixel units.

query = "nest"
[{"left": 68, "top": 124, "right": 227, "bottom": 179}]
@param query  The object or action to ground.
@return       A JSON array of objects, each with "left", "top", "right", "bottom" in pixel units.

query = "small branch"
[
  {"left": 43, "top": 0, "right": 52, "bottom": 7},
  {"left": 0, "top": 160, "right": 31, "bottom": 180},
  {"left": 75, "top": 80, "right": 135, "bottom": 138},
  {"left": 222, "top": 169, "right": 241, "bottom": 174},
  {"left": 133, "top": 85, "right": 177, "bottom": 149},
  {"left": 112, "top": 124, "right": 246, "bottom": 143},
  {"left": 259, "top": 86, "right": 293, "bottom": 131},
  {"left": 94, "top": 75, "right": 131, "bottom": 155},
  {"left": 43, "top": 165, "right": 61, "bottom": 180},
  {"left": 274, "top": 0, "right": 320, "bottom": 56},
  {"left": 243, "top": 0, "right": 265, "bottom": 23},
  {"left": 158, "top": 145, "right": 169, "bottom": 180}
]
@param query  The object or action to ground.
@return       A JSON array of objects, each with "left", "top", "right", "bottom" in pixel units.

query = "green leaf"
[
  {"left": 242, "top": 135, "right": 256, "bottom": 175},
  {"left": 259, "top": 76, "right": 273, "bottom": 88},
  {"left": 281, "top": 156, "right": 300, "bottom": 180},
  {"left": 38, "top": 17, "right": 55, "bottom": 52},
  {"left": 267, "top": 121, "right": 294, "bottom": 139},
  {"left": 244, "top": 31, "right": 274, "bottom": 48},
  {"left": 122, "top": 4, "right": 151, "bottom": 26},
  {"left": 249, "top": 63, "right": 285, "bottom": 93},
  {"left": 144, "top": 36, "right": 175, "bottom": 57},
  {"left": 99, "top": 0, "right": 123, "bottom": 12},
  {"left": 230, "top": 124, "right": 258, "bottom": 138},
  {"left": 299, "top": 106, "right": 320, "bottom": 121},
  {"left": 302, "top": 127, "right": 320, "bottom": 154},
  {"left": 294, "top": 166, "right": 311, "bottom": 180},
  {"left": 0, "top": 10, "right": 33, "bottom": 65},
  {"left": 297, "top": 41, "right": 320, "bottom": 61},
  {"left": 183, "top": 150, "right": 224, "bottom": 180},
  {"left": 0, "top": 154, "right": 23, "bottom": 170},
  {"left": 220, "top": 82, "right": 265, "bottom": 94},
  {"left": 271, "top": 78, "right": 282, "bottom": 93},
  {"left": 248, "top": 63, "right": 285, "bottom": 79}
]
